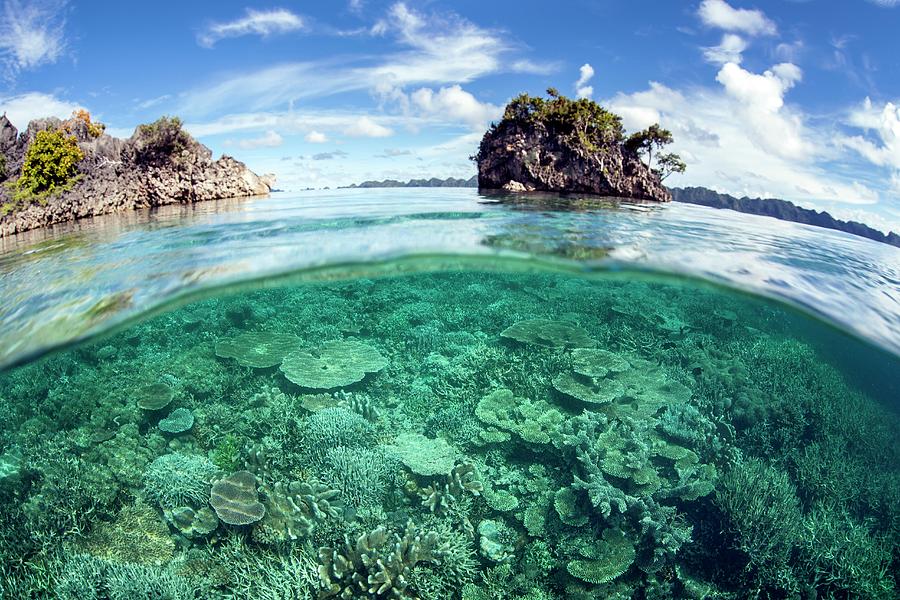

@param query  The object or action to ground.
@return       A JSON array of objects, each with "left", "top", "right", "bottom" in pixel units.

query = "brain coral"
[
  {"left": 280, "top": 340, "right": 387, "bottom": 389},
  {"left": 215, "top": 331, "right": 301, "bottom": 368},
  {"left": 500, "top": 319, "right": 595, "bottom": 349}
]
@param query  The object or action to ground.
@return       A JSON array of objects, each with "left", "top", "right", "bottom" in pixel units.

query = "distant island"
[
  {"left": 0, "top": 112, "right": 273, "bottom": 237},
  {"left": 671, "top": 187, "right": 899, "bottom": 248},
  {"left": 474, "top": 88, "right": 682, "bottom": 201},
  {"left": 341, "top": 176, "right": 899, "bottom": 248},
  {"left": 341, "top": 175, "right": 477, "bottom": 189}
]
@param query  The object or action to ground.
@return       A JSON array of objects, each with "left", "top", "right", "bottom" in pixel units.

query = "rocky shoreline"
[{"left": 0, "top": 115, "right": 274, "bottom": 237}]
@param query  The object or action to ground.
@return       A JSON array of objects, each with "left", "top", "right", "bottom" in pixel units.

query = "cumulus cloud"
[
  {"left": 698, "top": 0, "right": 777, "bottom": 36},
  {"left": 409, "top": 84, "right": 502, "bottom": 129},
  {"left": 715, "top": 61, "right": 810, "bottom": 159},
  {"left": 575, "top": 64, "right": 595, "bottom": 99},
  {"left": 0, "top": 0, "right": 67, "bottom": 76},
  {"left": 606, "top": 64, "right": 880, "bottom": 211},
  {"left": 234, "top": 130, "right": 283, "bottom": 149},
  {"left": 198, "top": 8, "right": 304, "bottom": 48},
  {"left": 703, "top": 33, "right": 747, "bottom": 65},
  {"left": 840, "top": 98, "right": 900, "bottom": 169},
  {"left": 0, "top": 92, "right": 82, "bottom": 129},
  {"left": 343, "top": 116, "right": 393, "bottom": 137},
  {"left": 305, "top": 131, "right": 328, "bottom": 143}
]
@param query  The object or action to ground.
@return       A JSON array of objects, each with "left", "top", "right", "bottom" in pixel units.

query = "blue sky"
[{"left": 1, "top": 0, "right": 899, "bottom": 231}]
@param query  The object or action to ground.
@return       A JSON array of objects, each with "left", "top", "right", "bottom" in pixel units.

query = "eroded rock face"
[
  {"left": 0, "top": 116, "right": 275, "bottom": 236},
  {"left": 476, "top": 121, "right": 671, "bottom": 202}
]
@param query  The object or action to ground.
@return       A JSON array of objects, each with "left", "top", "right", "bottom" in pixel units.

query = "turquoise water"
[{"left": 0, "top": 190, "right": 897, "bottom": 599}]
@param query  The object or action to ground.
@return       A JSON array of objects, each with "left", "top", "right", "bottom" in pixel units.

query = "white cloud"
[
  {"left": 867, "top": 0, "right": 899, "bottom": 6},
  {"left": 198, "top": 8, "right": 304, "bottom": 48},
  {"left": 305, "top": 131, "right": 328, "bottom": 143},
  {"left": 343, "top": 116, "right": 393, "bottom": 137},
  {"left": 606, "top": 70, "right": 880, "bottom": 212},
  {"left": 180, "top": 2, "right": 510, "bottom": 117},
  {"left": 510, "top": 59, "right": 560, "bottom": 75},
  {"left": 703, "top": 33, "right": 747, "bottom": 65},
  {"left": 0, "top": 0, "right": 67, "bottom": 76},
  {"left": 715, "top": 61, "right": 810, "bottom": 160},
  {"left": 135, "top": 94, "right": 172, "bottom": 110},
  {"left": 409, "top": 85, "right": 501, "bottom": 129},
  {"left": 232, "top": 130, "right": 283, "bottom": 149},
  {"left": 575, "top": 64, "right": 595, "bottom": 99},
  {"left": 840, "top": 98, "right": 900, "bottom": 170},
  {"left": 0, "top": 92, "right": 83, "bottom": 129},
  {"left": 698, "top": 0, "right": 777, "bottom": 36}
]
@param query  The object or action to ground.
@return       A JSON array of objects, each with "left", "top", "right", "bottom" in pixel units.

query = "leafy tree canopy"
[{"left": 500, "top": 88, "right": 625, "bottom": 151}]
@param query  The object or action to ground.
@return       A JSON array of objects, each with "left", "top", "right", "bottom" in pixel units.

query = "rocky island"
[
  {"left": 475, "top": 89, "right": 683, "bottom": 201},
  {"left": 0, "top": 112, "right": 274, "bottom": 237}
]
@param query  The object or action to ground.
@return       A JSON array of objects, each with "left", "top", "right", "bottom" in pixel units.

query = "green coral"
[{"left": 475, "top": 388, "right": 566, "bottom": 444}]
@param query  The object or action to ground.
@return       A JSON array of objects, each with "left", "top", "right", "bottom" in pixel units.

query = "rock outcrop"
[
  {"left": 475, "top": 93, "right": 671, "bottom": 202},
  {"left": 0, "top": 115, "right": 275, "bottom": 236}
]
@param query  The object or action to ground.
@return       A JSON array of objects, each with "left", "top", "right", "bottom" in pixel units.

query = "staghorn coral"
[
  {"left": 255, "top": 479, "right": 341, "bottom": 545},
  {"left": 325, "top": 446, "right": 395, "bottom": 510},
  {"left": 281, "top": 340, "right": 387, "bottom": 389},
  {"left": 215, "top": 331, "right": 301, "bottom": 368},
  {"left": 301, "top": 407, "right": 376, "bottom": 468},
  {"left": 318, "top": 521, "right": 445, "bottom": 599},
  {"left": 143, "top": 452, "right": 219, "bottom": 510}
]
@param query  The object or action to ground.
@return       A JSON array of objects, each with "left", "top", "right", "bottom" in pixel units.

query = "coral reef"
[{"left": 0, "top": 270, "right": 897, "bottom": 600}]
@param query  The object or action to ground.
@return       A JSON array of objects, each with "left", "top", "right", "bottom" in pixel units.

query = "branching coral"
[
  {"left": 420, "top": 462, "right": 483, "bottom": 515},
  {"left": 143, "top": 452, "right": 219, "bottom": 510},
  {"left": 318, "top": 522, "right": 445, "bottom": 598},
  {"left": 255, "top": 479, "right": 341, "bottom": 545}
]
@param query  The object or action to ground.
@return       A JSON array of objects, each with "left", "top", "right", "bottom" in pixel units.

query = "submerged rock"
[{"left": 0, "top": 114, "right": 275, "bottom": 236}]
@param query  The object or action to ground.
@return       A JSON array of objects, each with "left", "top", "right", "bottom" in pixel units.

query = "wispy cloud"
[
  {"left": 0, "top": 0, "right": 67, "bottom": 77},
  {"left": 180, "top": 3, "right": 511, "bottom": 117},
  {"left": 135, "top": 94, "right": 172, "bottom": 110},
  {"left": 698, "top": 0, "right": 777, "bottom": 37},
  {"left": 198, "top": 8, "right": 305, "bottom": 48},
  {"left": 312, "top": 150, "right": 349, "bottom": 160},
  {"left": 229, "top": 130, "right": 284, "bottom": 149}
]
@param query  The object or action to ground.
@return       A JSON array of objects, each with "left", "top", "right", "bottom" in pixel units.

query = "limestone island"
[
  {"left": 0, "top": 111, "right": 274, "bottom": 237},
  {"left": 475, "top": 88, "right": 684, "bottom": 201}
]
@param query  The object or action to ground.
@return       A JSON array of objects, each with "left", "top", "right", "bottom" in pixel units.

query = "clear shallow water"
[
  {"left": 0, "top": 189, "right": 898, "bottom": 368},
  {"left": 0, "top": 190, "right": 898, "bottom": 599}
]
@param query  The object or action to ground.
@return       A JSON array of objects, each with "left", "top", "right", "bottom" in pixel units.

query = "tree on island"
[{"left": 625, "top": 124, "right": 686, "bottom": 180}]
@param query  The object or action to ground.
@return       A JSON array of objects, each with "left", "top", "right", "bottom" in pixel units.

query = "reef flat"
[{"left": 0, "top": 270, "right": 897, "bottom": 599}]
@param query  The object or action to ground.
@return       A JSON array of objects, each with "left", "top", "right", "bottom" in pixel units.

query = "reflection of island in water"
[{"left": 344, "top": 177, "right": 900, "bottom": 248}]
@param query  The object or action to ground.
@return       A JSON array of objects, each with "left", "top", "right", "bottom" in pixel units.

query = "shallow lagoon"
[{"left": 0, "top": 263, "right": 897, "bottom": 599}]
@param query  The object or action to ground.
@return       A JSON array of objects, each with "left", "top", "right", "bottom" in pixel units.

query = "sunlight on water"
[{"left": 1, "top": 265, "right": 897, "bottom": 598}]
